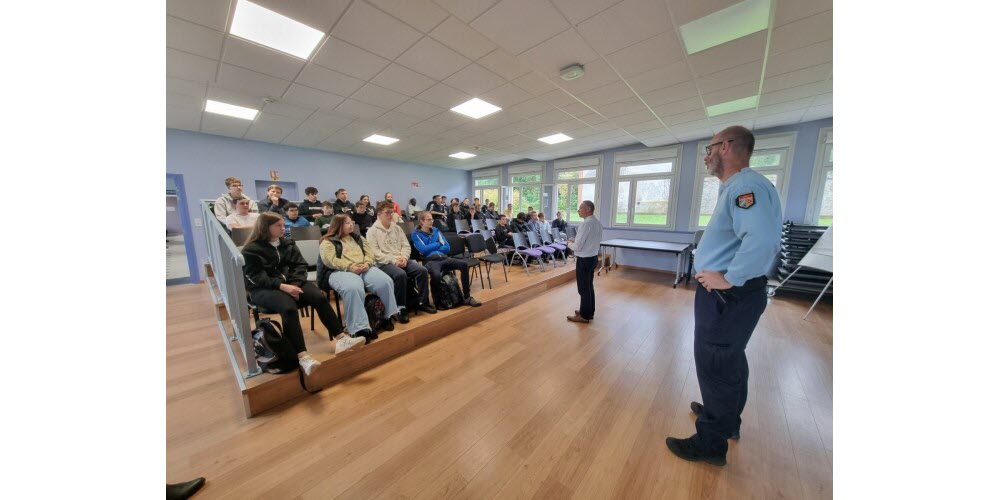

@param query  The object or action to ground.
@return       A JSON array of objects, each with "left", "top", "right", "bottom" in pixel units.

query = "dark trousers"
[
  {"left": 249, "top": 282, "right": 343, "bottom": 353},
  {"left": 378, "top": 260, "right": 430, "bottom": 308},
  {"left": 424, "top": 257, "right": 471, "bottom": 298},
  {"left": 693, "top": 276, "right": 768, "bottom": 452},
  {"left": 575, "top": 256, "right": 597, "bottom": 320}
]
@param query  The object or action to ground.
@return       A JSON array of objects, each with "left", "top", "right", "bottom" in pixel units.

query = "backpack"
[
  {"left": 364, "top": 294, "right": 387, "bottom": 333},
  {"left": 433, "top": 271, "right": 464, "bottom": 309},
  {"left": 251, "top": 318, "right": 320, "bottom": 393}
]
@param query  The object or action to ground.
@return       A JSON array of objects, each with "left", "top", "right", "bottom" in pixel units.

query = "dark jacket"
[
  {"left": 493, "top": 224, "right": 511, "bottom": 246},
  {"left": 510, "top": 218, "right": 530, "bottom": 234},
  {"left": 552, "top": 218, "right": 568, "bottom": 232},
  {"left": 446, "top": 209, "right": 467, "bottom": 232},
  {"left": 331, "top": 199, "right": 354, "bottom": 216},
  {"left": 241, "top": 238, "right": 308, "bottom": 290},
  {"left": 298, "top": 199, "right": 324, "bottom": 220},
  {"left": 353, "top": 208, "right": 375, "bottom": 235},
  {"left": 259, "top": 197, "right": 290, "bottom": 215}
]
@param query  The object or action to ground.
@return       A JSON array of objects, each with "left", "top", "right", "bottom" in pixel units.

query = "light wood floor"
[{"left": 167, "top": 268, "right": 832, "bottom": 499}]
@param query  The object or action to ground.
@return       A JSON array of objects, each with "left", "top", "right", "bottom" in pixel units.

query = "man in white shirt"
[
  {"left": 366, "top": 201, "right": 438, "bottom": 321},
  {"left": 224, "top": 198, "right": 259, "bottom": 229},
  {"left": 567, "top": 200, "right": 602, "bottom": 323}
]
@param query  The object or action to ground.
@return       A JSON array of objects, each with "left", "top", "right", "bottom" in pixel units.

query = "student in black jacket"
[
  {"left": 259, "top": 184, "right": 289, "bottom": 216},
  {"left": 352, "top": 201, "right": 375, "bottom": 235},
  {"left": 331, "top": 188, "right": 354, "bottom": 216},
  {"left": 446, "top": 199, "right": 468, "bottom": 232},
  {"left": 298, "top": 186, "right": 323, "bottom": 221},
  {"left": 241, "top": 213, "right": 361, "bottom": 375}
]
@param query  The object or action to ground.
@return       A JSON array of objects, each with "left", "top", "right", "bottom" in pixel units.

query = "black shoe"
[
  {"left": 665, "top": 435, "right": 727, "bottom": 466},
  {"left": 167, "top": 477, "right": 205, "bottom": 500},
  {"left": 382, "top": 317, "right": 395, "bottom": 331},
  {"left": 355, "top": 329, "right": 374, "bottom": 344},
  {"left": 464, "top": 296, "right": 482, "bottom": 307},
  {"left": 418, "top": 303, "right": 437, "bottom": 314},
  {"left": 398, "top": 308, "right": 410, "bottom": 323},
  {"left": 690, "top": 402, "right": 741, "bottom": 439}
]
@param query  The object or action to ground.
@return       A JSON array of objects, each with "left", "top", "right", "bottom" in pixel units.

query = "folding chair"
[
  {"left": 471, "top": 219, "right": 486, "bottom": 232},
  {"left": 525, "top": 230, "right": 558, "bottom": 266},
  {"left": 485, "top": 218, "right": 498, "bottom": 231},
  {"left": 290, "top": 225, "right": 322, "bottom": 241},
  {"left": 510, "top": 233, "right": 545, "bottom": 274},
  {"left": 540, "top": 230, "right": 569, "bottom": 264},
  {"left": 454, "top": 219, "right": 472, "bottom": 234},
  {"left": 475, "top": 233, "right": 508, "bottom": 287},
  {"left": 445, "top": 232, "right": 483, "bottom": 290}
]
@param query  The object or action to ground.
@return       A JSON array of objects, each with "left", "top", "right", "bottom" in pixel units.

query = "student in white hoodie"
[
  {"left": 224, "top": 198, "right": 259, "bottom": 229},
  {"left": 214, "top": 176, "right": 258, "bottom": 222}
]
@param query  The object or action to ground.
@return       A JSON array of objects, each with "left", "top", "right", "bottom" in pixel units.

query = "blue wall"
[
  {"left": 469, "top": 117, "right": 833, "bottom": 272},
  {"left": 166, "top": 129, "right": 471, "bottom": 281}
]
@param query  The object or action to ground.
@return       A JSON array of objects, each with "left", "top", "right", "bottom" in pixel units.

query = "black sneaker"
[
  {"left": 690, "top": 402, "right": 740, "bottom": 440},
  {"left": 354, "top": 329, "right": 374, "bottom": 344},
  {"left": 418, "top": 303, "right": 438, "bottom": 314},
  {"left": 463, "top": 296, "right": 482, "bottom": 307},
  {"left": 665, "top": 435, "right": 727, "bottom": 466},
  {"left": 398, "top": 308, "right": 410, "bottom": 324},
  {"left": 382, "top": 317, "right": 395, "bottom": 332}
]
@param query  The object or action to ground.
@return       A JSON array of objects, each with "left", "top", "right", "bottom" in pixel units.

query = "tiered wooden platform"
[{"left": 213, "top": 261, "right": 577, "bottom": 417}]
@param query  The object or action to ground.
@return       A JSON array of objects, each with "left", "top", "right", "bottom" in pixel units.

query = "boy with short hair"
[
  {"left": 283, "top": 203, "right": 311, "bottom": 236},
  {"left": 259, "top": 184, "right": 289, "bottom": 215},
  {"left": 224, "top": 197, "right": 259, "bottom": 229},
  {"left": 315, "top": 201, "right": 335, "bottom": 232},
  {"left": 214, "top": 177, "right": 258, "bottom": 222},
  {"left": 298, "top": 187, "right": 323, "bottom": 221}
]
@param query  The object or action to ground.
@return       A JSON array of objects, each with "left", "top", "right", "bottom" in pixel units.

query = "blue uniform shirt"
[{"left": 693, "top": 167, "right": 782, "bottom": 286}]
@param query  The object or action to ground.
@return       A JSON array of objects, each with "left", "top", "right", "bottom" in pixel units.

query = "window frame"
[
  {"left": 611, "top": 145, "right": 682, "bottom": 229},
  {"left": 508, "top": 162, "right": 544, "bottom": 216},
  {"left": 472, "top": 168, "right": 501, "bottom": 208},
  {"left": 689, "top": 132, "right": 796, "bottom": 230},
  {"left": 554, "top": 155, "right": 602, "bottom": 223},
  {"left": 805, "top": 127, "right": 833, "bottom": 226}
]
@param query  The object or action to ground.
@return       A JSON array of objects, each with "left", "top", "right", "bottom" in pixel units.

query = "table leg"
[{"left": 673, "top": 251, "right": 681, "bottom": 288}]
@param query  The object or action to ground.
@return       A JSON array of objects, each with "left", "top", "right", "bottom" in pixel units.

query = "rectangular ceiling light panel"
[
  {"left": 363, "top": 134, "right": 399, "bottom": 145},
  {"left": 205, "top": 99, "right": 259, "bottom": 120},
  {"left": 679, "top": 0, "right": 771, "bottom": 55},
  {"left": 706, "top": 95, "right": 759, "bottom": 117},
  {"left": 450, "top": 152, "right": 477, "bottom": 159},
  {"left": 230, "top": 0, "right": 325, "bottom": 59},
  {"left": 450, "top": 98, "right": 502, "bottom": 119},
  {"left": 538, "top": 133, "right": 572, "bottom": 144}
]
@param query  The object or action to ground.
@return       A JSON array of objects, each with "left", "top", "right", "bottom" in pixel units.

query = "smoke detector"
[{"left": 560, "top": 64, "right": 585, "bottom": 81}]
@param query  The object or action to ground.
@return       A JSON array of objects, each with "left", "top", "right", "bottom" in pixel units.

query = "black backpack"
[
  {"left": 433, "top": 271, "right": 464, "bottom": 309},
  {"left": 365, "top": 294, "right": 387, "bottom": 333},
  {"left": 251, "top": 318, "right": 320, "bottom": 393}
]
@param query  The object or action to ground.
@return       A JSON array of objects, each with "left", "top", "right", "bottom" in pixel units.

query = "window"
[
  {"left": 554, "top": 156, "right": 601, "bottom": 223},
  {"left": 508, "top": 163, "right": 543, "bottom": 216},
  {"left": 472, "top": 168, "right": 500, "bottom": 208},
  {"left": 806, "top": 128, "right": 833, "bottom": 226},
  {"left": 690, "top": 132, "right": 796, "bottom": 229},
  {"left": 612, "top": 146, "right": 681, "bottom": 228}
]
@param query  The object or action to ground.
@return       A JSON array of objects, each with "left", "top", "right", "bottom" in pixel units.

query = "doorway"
[{"left": 166, "top": 173, "right": 199, "bottom": 285}]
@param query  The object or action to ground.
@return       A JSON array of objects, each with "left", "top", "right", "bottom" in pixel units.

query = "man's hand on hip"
[{"left": 695, "top": 270, "right": 732, "bottom": 292}]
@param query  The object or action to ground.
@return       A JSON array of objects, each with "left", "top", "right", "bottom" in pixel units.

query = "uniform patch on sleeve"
[{"left": 736, "top": 192, "right": 755, "bottom": 209}]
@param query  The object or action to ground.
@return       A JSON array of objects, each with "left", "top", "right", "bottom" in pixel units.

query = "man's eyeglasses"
[{"left": 705, "top": 139, "right": 734, "bottom": 156}]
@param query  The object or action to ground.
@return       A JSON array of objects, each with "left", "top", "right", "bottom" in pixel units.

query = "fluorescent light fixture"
[
  {"left": 679, "top": 0, "right": 771, "bottom": 55},
  {"left": 538, "top": 133, "right": 573, "bottom": 145},
  {"left": 205, "top": 99, "right": 259, "bottom": 120},
  {"left": 230, "top": 0, "right": 325, "bottom": 59},
  {"left": 449, "top": 152, "right": 476, "bottom": 159},
  {"left": 706, "top": 95, "right": 759, "bottom": 117},
  {"left": 363, "top": 134, "right": 399, "bottom": 145},
  {"left": 450, "top": 98, "right": 502, "bottom": 119}
]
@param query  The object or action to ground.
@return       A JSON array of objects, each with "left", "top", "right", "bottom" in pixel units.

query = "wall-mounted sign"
[
  {"left": 269, "top": 170, "right": 280, "bottom": 180},
  {"left": 411, "top": 181, "right": 419, "bottom": 188}
]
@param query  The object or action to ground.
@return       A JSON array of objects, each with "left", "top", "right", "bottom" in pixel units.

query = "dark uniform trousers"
[
  {"left": 250, "top": 282, "right": 343, "bottom": 353},
  {"left": 378, "top": 260, "right": 430, "bottom": 308},
  {"left": 693, "top": 275, "right": 768, "bottom": 452},
  {"left": 575, "top": 256, "right": 598, "bottom": 320}
]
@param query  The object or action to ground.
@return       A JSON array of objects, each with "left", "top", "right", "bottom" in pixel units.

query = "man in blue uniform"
[{"left": 666, "top": 126, "right": 782, "bottom": 466}]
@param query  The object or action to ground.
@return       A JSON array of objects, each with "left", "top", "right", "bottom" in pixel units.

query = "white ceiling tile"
[
  {"left": 611, "top": 108, "right": 658, "bottom": 127},
  {"left": 167, "top": 107, "right": 202, "bottom": 131},
  {"left": 512, "top": 72, "right": 557, "bottom": 96},
  {"left": 262, "top": 100, "right": 314, "bottom": 119},
  {"left": 708, "top": 108, "right": 757, "bottom": 125},
  {"left": 206, "top": 86, "right": 263, "bottom": 109},
  {"left": 252, "top": 0, "right": 351, "bottom": 32},
  {"left": 166, "top": 48, "right": 218, "bottom": 82},
  {"left": 317, "top": 133, "right": 360, "bottom": 151},
  {"left": 754, "top": 97, "right": 815, "bottom": 117},
  {"left": 373, "top": 111, "right": 423, "bottom": 129},
  {"left": 371, "top": 64, "right": 437, "bottom": 97},
  {"left": 668, "top": 0, "right": 742, "bottom": 26},
  {"left": 368, "top": 0, "right": 450, "bottom": 32},
  {"left": 759, "top": 80, "right": 832, "bottom": 106},
  {"left": 624, "top": 120, "right": 664, "bottom": 134},
  {"left": 351, "top": 83, "right": 410, "bottom": 109},
  {"left": 774, "top": 0, "right": 833, "bottom": 27},
  {"left": 471, "top": 0, "right": 569, "bottom": 55},
  {"left": 660, "top": 108, "right": 707, "bottom": 126},
  {"left": 765, "top": 40, "right": 832, "bottom": 76},
  {"left": 312, "top": 37, "right": 391, "bottom": 81},
  {"left": 222, "top": 37, "right": 305, "bottom": 81},
  {"left": 296, "top": 64, "right": 366, "bottom": 97},
  {"left": 334, "top": 99, "right": 390, "bottom": 120},
  {"left": 432, "top": 0, "right": 499, "bottom": 23},
  {"left": 167, "top": 77, "right": 207, "bottom": 98},
  {"left": 553, "top": 59, "right": 620, "bottom": 94},
  {"left": 167, "top": 92, "right": 203, "bottom": 112},
  {"left": 753, "top": 109, "right": 807, "bottom": 129},
  {"left": 550, "top": 0, "right": 622, "bottom": 24},
  {"left": 560, "top": 102, "right": 594, "bottom": 117},
  {"left": 701, "top": 81, "right": 759, "bottom": 107},
  {"left": 166, "top": 0, "right": 230, "bottom": 32},
  {"left": 516, "top": 29, "right": 600, "bottom": 78},
  {"left": 407, "top": 121, "right": 451, "bottom": 136},
  {"left": 201, "top": 113, "right": 252, "bottom": 138},
  {"left": 651, "top": 96, "right": 704, "bottom": 117},
  {"left": 444, "top": 64, "right": 507, "bottom": 96},
  {"left": 762, "top": 63, "right": 831, "bottom": 93},
  {"left": 638, "top": 80, "right": 699, "bottom": 107},
  {"left": 769, "top": 11, "right": 832, "bottom": 56},
  {"left": 481, "top": 83, "right": 533, "bottom": 108},
  {"left": 415, "top": 82, "right": 472, "bottom": 109},
  {"left": 695, "top": 59, "right": 763, "bottom": 95},
  {"left": 811, "top": 92, "right": 832, "bottom": 106},
  {"left": 397, "top": 36, "right": 472, "bottom": 80},
  {"left": 596, "top": 97, "right": 648, "bottom": 118},
  {"left": 605, "top": 31, "right": 685, "bottom": 78},
  {"left": 167, "top": 16, "right": 224, "bottom": 60},
  {"left": 578, "top": 81, "right": 633, "bottom": 108},
  {"left": 624, "top": 60, "right": 694, "bottom": 93},
  {"left": 283, "top": 84, "right": 346, "bottom": 110},
  {"left": 332, "top": 1, "right": 424, "bottom": 59},
  {"left": 244, "top": 113, "right": 302, "bottom": 143},
  {"left": 800, "top": 104, "right": 833, "bottom": 121},
  {"left": 638, "top": 133, "right": 680, "bottom": 148},
  {"left": 429, "top": 16, "right": 498, "bottom": 59},
  {"left": 395, "top": 99, "right": 446, "bottom": 120},
  {"left": 217, "top": 64, "right": 291, "bottom": 97},
  {"left": 540, "top": 89, "right": 578, "bottom": 108},
  {"left": 283, "top": 111, "right": 356, "bottom": 146},
  {"left": 507, "top": 96, "right": 557, "bottom": 118},
  {"left": 477, "top": 48, "right": 532, "bottom": 80},
  {"left": 687, "top": 30, "right": 767, "bottom": 77},
  {"left": 575, "top": 0, "right": 670, "bottom": 55}
]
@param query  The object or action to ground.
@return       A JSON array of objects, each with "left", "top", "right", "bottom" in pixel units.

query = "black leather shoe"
[
  {"left": 418, "top": 303, "right": 438, "bottom": 314},
  {"left": 167, "top": 477, "right": 205, "bottom": 500},
  {"left": 690, "top": 402, "right": 740, "bottom": 440},
  {"left": 355, "top": 329, "right": 374, "bottom": 344},
  {"left": 398, "top": 309, "right": 410, "bottom": 323},
  {"left": 665, "top": 435, "right": 726, "bottom": 466},
  {"left": 382, "top": 317, "right": 395, "bottom": 331}
]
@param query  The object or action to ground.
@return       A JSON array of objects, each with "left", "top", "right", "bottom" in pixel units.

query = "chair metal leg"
[
  {"left": 310, "top": 306, "right": 315, "bottom": 331},
  {"left": 501, "top": 260, "right": 508, "bottom": 282},
  {"left": 477, "top": 264, "right": 485, "bottom": 289},
  {"left": 803, "top": 277, "right": 833, "bottom": 320},
  {"left": 484, "top": 262, "right": 493, "bottom": 289}
]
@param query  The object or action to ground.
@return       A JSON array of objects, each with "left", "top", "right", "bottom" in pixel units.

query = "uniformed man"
[{"left": 665, "top": 126, "right": 782, "bottom": 466}]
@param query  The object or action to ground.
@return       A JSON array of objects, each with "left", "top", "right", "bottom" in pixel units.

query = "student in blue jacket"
[
  {"left": 411, "top": 211, "right": 481, "bottom": 309},
  {"left": 282, "top": 204, "right": 311, "bottom": 236}
]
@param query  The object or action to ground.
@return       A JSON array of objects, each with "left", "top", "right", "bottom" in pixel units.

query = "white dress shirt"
[{"left": 573, "top": 215, "right": 603, "bottom": 257}]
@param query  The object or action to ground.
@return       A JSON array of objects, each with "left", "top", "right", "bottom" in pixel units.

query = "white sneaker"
[
  {"left": 298, "top": 353, "right": 321, "bottom": 376},
  {"left": 335, "top": 335, "right": 365, "bottom": 354}
]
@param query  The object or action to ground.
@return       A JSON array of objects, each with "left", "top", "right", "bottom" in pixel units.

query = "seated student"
[
  {"left": 525, "top": 211, "right": 550, "bottom": 262},
  {"left": 504, "top": 203, "right": 513, "bottom": 218},
  {"left": 367, "top": 201, "right": 437, "bottom": 320},
  {"left": 241, "top": 213, "right": 362, "bottom": 375},
  {"left": 214, "top": 176, "right": 258, "bottom": 222},
  {"left": 411, "top": 212, "right": 481, "bottom": 309},
  {"left": 552, "top": 211, "right": 569, "bottom": 236},
  {"left": 494, "top": 213, "right": 512, "bottom": 246},
  {"left": 468, "top": 203, "right": 484, "bottom": 221},
  {"left": 460, "top": 198, "right": 471, "bottom": 214},
  {"left": 225, "top": 197, "right": 259, "bottom": 229},
  {"left": 406, "top": 198, "right": 420, "bottom": 221},
  {"left": 352, "top": 201, "right": 375, "bottom": 235},
  {"left": 446, "top": 199, "right": 468, "bottom": 232},
  {"left": 509, "top": 212, "right": 530, "bottom": 234},
  {"left": 283, "top": 204, "right": 311, "bottom": 236},
  {"left": 537, "top": 212, "right": 552, "bottom": 241},
  {"left": 331, "top": 188, "right": 354, "bottom": 216},
  {"left": 315, "top": 201, "right": 335, "bottom": 232},
  {"left": 384, "top": 192, "right": 402, "bottom": 216},
  {"left": 259, "top": 184, "right": 289, "bottom": 215},
  {"left": 320, "top": 214, "right": 401, "bottom": 342},
  {"left": 482, "top": 202, "right": 499, "bottom": 219},
  {"left": 298, "top": 187, "right": 323, "bottom": 222}
]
